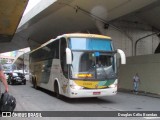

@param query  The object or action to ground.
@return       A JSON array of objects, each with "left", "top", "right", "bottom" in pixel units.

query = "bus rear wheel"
[{"left": 33, "top": 77, "right": 38, "bottom": 89}]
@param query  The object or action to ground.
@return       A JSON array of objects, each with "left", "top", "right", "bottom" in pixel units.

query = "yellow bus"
[{"left": 29, "top": 33, "right": 126, "bottom": 98}]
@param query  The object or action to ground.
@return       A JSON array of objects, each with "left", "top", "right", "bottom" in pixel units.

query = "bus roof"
[
  {"left": 59, "top": 33, "right": 111, "bottom": 40},
  {"left": 43, "top": 33, "right": 112, "bottom": 48},
  {"left": 31, "top": 33, "right": 112, "bottom": 53}
]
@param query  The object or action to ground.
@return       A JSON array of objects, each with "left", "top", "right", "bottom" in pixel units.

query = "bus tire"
[
  {"left": 32, "top": 77, "right": 34, "bottom": 87},
  {"left": 33, "top": 77, "right": 38, "bottom": 89},
  {"left": 54, "top": 82, "right": 61, "bottom": 99}
]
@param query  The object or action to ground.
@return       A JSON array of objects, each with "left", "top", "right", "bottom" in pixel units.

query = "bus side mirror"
[
  {"left": 117, "top": 49, "right": 126, "bottom": 64},
  {"left": 66, "top": 48, "right": 72, "bottom": 64}
]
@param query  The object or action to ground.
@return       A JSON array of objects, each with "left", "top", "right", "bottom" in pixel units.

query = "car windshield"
[{"left": 70, "top": 51, "right": 117, "bottom": 80}]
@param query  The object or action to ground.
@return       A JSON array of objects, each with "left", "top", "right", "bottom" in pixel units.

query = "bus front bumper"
[{"left": 68, "top": 87, "right": 117, "bottom": 98}]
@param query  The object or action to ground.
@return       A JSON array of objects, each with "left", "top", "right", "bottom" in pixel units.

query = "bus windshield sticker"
[{"left": 94, "top": 52, "right": 100, "bottom": 56}]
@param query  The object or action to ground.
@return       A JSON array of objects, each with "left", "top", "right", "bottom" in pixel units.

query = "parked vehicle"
[
  {"left": 5, "top": 72, "right": 26, "bottom": 85},
  {"left": 13, "top": 70, "right": 30, "bottom": 81}
]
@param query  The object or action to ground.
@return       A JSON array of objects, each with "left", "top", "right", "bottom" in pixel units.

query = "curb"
[{"left": 118, "top": 88, "right": 160, "bottom": 99}]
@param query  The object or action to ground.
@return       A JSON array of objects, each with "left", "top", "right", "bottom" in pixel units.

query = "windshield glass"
[
  {"left": 69, "top": 37, "right": 112, "bottom": 51},
  {"left": 70, "top": 51, "right": 116, "bottom": 80}
]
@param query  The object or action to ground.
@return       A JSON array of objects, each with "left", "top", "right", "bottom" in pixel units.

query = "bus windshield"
[
  {"left": 69, "top": 37, "right": 116, "bottom": 80},
  {"left": 70, "top": 51, "right": 116, "bottom": 80},
  {"left": 69, "top": 37, "right": 112, "bottom": 51}
]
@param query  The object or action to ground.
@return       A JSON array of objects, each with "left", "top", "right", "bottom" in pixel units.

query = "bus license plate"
[{"left": 93, "top": 92, "right": 101, "bottom": 95}]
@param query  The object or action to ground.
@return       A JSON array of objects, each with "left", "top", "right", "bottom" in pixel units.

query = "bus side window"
[
  {"left": 47, "top": 40, "right": 59, "bottom": 59},
  {"left": 60, "top": 38, "right": 68, "bottom": 78}
]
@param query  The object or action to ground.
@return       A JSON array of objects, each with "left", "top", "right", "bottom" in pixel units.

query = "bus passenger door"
[{"left": 60, "top": 38, "right": 69, "bottom": 94}]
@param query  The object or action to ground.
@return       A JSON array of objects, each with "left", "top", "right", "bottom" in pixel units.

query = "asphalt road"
[{"left": 1, "top": 81, "right": 160, "bottom": 120}]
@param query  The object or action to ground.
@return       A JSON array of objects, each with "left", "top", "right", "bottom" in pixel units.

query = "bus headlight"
[
  {"left": 70, "top": 83, "right": 84, "bottom": 90},
  {"left": 109, "top": 79, "right": 118, "bottom": 88},
  {"left": 109, "top": 84, "right": 117, "bottom": 88}
]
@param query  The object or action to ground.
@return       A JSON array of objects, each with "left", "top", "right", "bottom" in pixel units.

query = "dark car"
[{"left": 5, "top": 72, "right": 26, "bottom": 85}]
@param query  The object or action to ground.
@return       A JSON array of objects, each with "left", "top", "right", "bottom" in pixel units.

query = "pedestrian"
[
  {"left": 0, "top": 64, "right": 9, "bottom": 94},
  {"left": 133, "top": 73, "right": 140, "bottom": 94}
]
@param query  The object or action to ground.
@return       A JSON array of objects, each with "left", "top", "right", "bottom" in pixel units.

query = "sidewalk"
[{"left": 118, "top": 88, "right": 160, "bottom": 98}]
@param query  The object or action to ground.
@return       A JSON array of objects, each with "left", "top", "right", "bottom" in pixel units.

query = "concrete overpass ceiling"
[
  {"left": 19, "top": 0, "right": 156, "bottom": 28},
  {"left": 134, "top": 0, "right": 160, "bottom": 31},
  {"left": 70, "top": 0, "right": 157, "bottom": 21},
  {"left": 27, "top": 3, "right": 97, "bottom": 44},
  {"left": 0, "top": 0, "right": 158, "bottom": 53},
  {"left": 0, "top": 0, "right": 28, "bottom": 43},
  {"left": 21, "top": 0, "right": 156, "bottom": 50}
]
